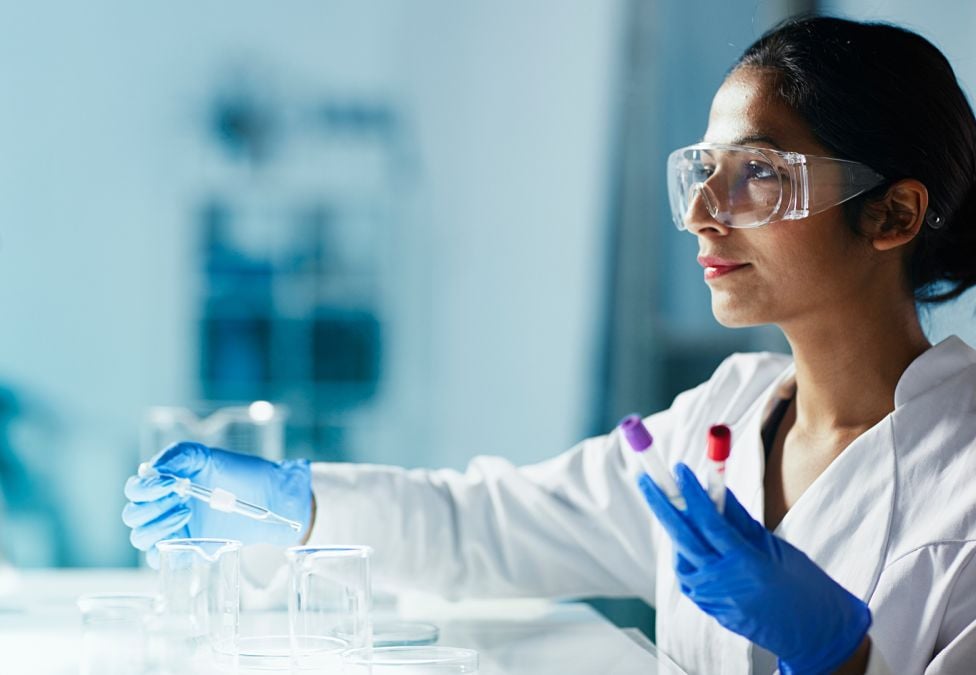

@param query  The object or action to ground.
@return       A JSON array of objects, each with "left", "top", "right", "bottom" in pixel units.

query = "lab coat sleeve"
[
  {"left": 305, "top": 441, "right": 655, "bottom": 601},
  {"left": 304, "top": 382, "right": 712, "bottom": 602}
]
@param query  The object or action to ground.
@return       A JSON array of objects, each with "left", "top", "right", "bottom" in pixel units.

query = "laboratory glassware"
[
  {"left": 138, "top": 462, "right": 302, "bottom": 532},
  {"left": 76, "top": 593, "right": 157, "bottom": 675},
  {"left": 342, "top": 646, "right": 479, "bottom": 674},
  {"left": 157, "top": 538, "right": 241, "bottom": 672},
  {"left": 373, "top": 620, "right": 440, "bottom": 647},
  {"left": 706, "top": 424, "right": 732, "bottom": 513},
  {"left": 287, "top": 545, "right": 373, "bottom": 668},
  {"left": 620, "top": 415, "right": 686, "bottom": 510}
]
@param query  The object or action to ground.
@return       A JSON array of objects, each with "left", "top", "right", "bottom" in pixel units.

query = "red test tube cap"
[{"left": 707, "top": 424, "right": 731, "bottom": 461}]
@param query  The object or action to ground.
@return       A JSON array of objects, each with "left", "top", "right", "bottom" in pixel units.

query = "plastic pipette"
[
  {"left": 619, "top": 415, "right": 686, "bottom": 510},
  {"left": 137, "top": 463, "right": 302, "bottom": 532},
  {"left": 706, "top": 425, "right": 731, "bottom": 514}
]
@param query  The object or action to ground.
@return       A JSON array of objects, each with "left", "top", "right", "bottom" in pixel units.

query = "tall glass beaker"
[
  {"left": 157, "top": 538, "right": 242, "bottom": 672},
  {"left": 287, "top": 545, "right": 372, "bottom": 667}
]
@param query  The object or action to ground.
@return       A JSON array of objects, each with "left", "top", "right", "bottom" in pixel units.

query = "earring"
[{"left": 925, "top": 210, "right": 944, "bottom": 230}]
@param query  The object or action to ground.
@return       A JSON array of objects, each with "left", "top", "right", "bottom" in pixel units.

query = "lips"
[{"left": 697, "top": 255, "right": 750, "bottom": 281}]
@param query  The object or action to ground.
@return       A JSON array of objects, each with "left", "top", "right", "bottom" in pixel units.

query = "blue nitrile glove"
[
  {"left": 122, "top": 442, "right": 313, "bottom": 568},
  {"left": 638, "top": 463, "right": 870, "bottom": 675}
]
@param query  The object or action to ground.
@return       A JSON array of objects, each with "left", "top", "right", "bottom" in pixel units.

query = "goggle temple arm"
[{"left": 782, "top": 151, "right": 811, "bottom": 221}]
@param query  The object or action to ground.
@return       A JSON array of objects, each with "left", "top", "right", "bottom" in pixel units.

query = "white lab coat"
[{"left": 307, "top": 335, "right": 976, "bottom": 674}]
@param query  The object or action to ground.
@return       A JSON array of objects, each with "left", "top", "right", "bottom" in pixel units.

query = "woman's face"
[{"left": 692, "top": 67, "right": 881, "bottom": 329}]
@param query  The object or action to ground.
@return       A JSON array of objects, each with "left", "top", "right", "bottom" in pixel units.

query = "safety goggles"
[{"left": 666, "top": 142, "right": 886, "bottom": 231}]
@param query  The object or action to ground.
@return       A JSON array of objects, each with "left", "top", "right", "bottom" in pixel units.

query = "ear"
[{"left": 859, "top": 179, "right": 929, "bottom": 252}]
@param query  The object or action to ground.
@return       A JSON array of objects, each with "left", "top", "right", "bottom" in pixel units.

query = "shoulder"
[{"left": 887, "top": 337, "right": 976, "bottom": 554}]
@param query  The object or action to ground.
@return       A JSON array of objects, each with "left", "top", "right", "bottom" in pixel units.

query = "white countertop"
[{"left": 0, "top": 568, "right": 685, "bottom": 674}]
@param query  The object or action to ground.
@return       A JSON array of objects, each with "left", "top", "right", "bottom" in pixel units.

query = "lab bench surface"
[{"left": 0, "top": 568, "right": 685, "bottom": 674}]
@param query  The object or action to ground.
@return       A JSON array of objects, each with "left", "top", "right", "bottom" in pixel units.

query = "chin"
[{"left": 710, "top": 295, "right": 768, "bottom": 328}]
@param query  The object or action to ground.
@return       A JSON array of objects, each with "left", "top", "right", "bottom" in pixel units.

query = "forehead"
[{"left": 703, "top": 68, "right": 826, "bottom": 154}]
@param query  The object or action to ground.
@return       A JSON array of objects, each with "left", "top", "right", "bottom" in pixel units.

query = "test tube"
[
  {"left": 619, "top": 415, "right": 686, "bottom": 510},
  {"left": 706, "top": 425, "right": 731, "bottom": 513}
]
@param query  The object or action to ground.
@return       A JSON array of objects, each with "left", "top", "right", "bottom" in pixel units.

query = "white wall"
[{"left": 392, "top": 2, "right": 623, "bottom": 467}]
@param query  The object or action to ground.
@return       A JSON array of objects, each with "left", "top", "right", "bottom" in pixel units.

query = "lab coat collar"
[
  {"left": 730, "top": 335, "right": 976, "bottom": 604},
  {"left": 894, "top": 335, "right": 976, "bottom": 407},
  {"left": 716, "top": 336, "right": 976, "bottom": 672}
]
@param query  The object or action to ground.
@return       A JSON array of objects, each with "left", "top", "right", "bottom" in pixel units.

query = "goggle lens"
[{"left": 668, "top": 146, "right": 785, "bottom": 230}]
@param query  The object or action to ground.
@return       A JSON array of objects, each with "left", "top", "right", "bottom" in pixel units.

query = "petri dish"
[
  {"left": 373, "top": 621, "right": 440, "bottom": 647},
  {"left": 342, "top": 646, "right": 478, "bottom": 674},
  {"left": 236, "top": 635, "right": 348, "bottom": 671}
]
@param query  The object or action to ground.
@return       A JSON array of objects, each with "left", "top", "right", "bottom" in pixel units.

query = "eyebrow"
[
  {"left": 700, "top": 133, "right": 784, "bottom": 149},
  {"left": 730, "top": 134, "right": 783, "bottom": 149}
]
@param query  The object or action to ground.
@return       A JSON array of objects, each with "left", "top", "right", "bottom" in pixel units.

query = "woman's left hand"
[{"left": 638, "top": 463, "right": 871, "bottom": 675}]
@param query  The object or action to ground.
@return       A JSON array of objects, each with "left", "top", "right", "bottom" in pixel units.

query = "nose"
[{"left": 683, "top": 181, "right": 732, "bottom": 236}]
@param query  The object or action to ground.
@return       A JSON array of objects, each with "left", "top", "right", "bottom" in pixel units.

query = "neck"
[{"left": 780, "top": 298, "right": 930, "bottom": 434}]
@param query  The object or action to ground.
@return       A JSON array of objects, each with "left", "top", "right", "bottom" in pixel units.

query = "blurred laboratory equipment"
[
  {"left": 157, "top": 538, "right": 242, "bottom": 672},
  {"left": 287, "top": 545, "right": 372, "bottom": 668},
  {"left": 76, "top": 593, "right": 157, "bottom": 675},
  {"left": 195, "top": 65, "right": 428, "bottom": 470},
  {"left": 142, "top": 401, "right": 286, "bottom": 461},
  {"left": 342, "top": 646, "right": 479, "bottom": 674}
]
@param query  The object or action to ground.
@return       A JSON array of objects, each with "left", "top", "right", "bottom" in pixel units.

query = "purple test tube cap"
[{"left": 619, "top": 414, "right": 653, "bottom": 452}]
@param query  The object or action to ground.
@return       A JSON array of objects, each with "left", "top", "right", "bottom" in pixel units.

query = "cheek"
[{"left": 708, "top": 222, "right": 863, "bottom": 326}]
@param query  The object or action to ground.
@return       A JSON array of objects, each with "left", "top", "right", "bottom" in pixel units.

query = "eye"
[
  {"left": 744, "top": 161, "right": 776, "bottom": 180},
  {"left": 691, "top": 164, "right": 715, "bottom": 181}
]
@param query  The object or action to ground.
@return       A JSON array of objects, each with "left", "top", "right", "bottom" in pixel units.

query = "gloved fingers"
[
  {"left": 150, "top": 441, "right": 210, "bottom": 478},
  {"left": 124, "top": 473, "right": 180, "bottom": 503},
  {"left": 722, "top": 487, "right": 768, "bottom": 546},
  {"left": 673, "top": 553, "right": 745, "bottom": 606},
  {"left": 128, "top": 505, "right": 192, "bottom": 551},
  {"left": 121, "top": 491, "right": 188, "bottom": 528},
  {"left": 638, "top": 473, "right": 716, "bottom": 568},
  {"left": 675, "top": 551, "right": 697, "bottom": 575},
  {"left": 675, "top": 551, "right": 699, "bottom": 595},
  {"left": 674, "top": 463, "right": 750, "bottom": 556}
]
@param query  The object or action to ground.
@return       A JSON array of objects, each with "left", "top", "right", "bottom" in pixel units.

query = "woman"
[{"left": 123, "top": 17, "right": 976, "bottom": 674}]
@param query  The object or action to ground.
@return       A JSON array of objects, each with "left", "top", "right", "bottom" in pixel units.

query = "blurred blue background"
[{"left": 0, "top": 0, "right": 973, "bottom": 576}]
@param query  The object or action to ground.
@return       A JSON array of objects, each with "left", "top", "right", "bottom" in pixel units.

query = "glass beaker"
[
  {"left": 157, "top": 538, "right": 242, "bottom": 671},
  {"left": 341, "top": 646, "right": 479, "bottom": 674},
  {"left": 76, "top": 593, "right": 157, "bottom": 675},
  {"left": 287, "top": 545, "right": 373, "bottom": 667}
]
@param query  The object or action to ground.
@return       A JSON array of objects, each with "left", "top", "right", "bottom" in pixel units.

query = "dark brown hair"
[{"left": 734, "top": 16, "right": 976, "bottom": 303}]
